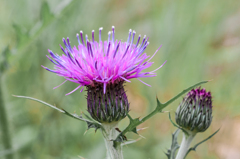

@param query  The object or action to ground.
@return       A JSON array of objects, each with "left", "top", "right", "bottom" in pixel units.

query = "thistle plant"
[
  {"left": 42, "top": 26, "right": 166, "bottom": 158},
  {"left": 14, "top": 26, "right": 216, "bottom": 159}
]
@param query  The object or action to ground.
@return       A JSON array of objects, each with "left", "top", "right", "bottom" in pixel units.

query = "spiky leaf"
[
  {"left": 184, "top": 129, "right": 220, "bottom": 158},
  {"left": 13, "top": 95, "right": 102, "bottom": 131},
  {"left": 169, "top": 113, "right": 189, "bottom": 136},
  {"left": 114, "top": 81, "right": 208, "bottom": 145},
  {"left": 165, "top": 129, "right": 180, "bottom": 159}
]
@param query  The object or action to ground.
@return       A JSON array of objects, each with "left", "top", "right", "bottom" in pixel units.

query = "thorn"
[
  {"left": 128, "top": 137, "right": 142, "bottom": 142},
  {"left": 208, "top": 79, "right": 213, "bottom": 82},
  {"left": 135, "top": 137, "right": 142, "bottom": 142},
  {"left": 121, "top": 138, "right": 142, "bottom": 146},
  {"left": 74, "top": 110, "right": 76, "bottom": 114},
  {"left": 137, "top": 127, "right": 148, "bottom": 132},
  {"left": 83, "top": 130, "right": 88, "bottom": 135},
  {"left": 78, "top": 155, "right": 86, "bottom": 159},
  {"left": 84, "top": 129, "right": 95, "bottom": 135},
  {"left": 161, "top": 110, "right": 170, "bottom": 113},
  {"left": 94, "top": 127, "right": 99, "bottom": 133},
  {"left": 138, "top": 134, "right": 146, "bottom": 139},
  {"left": 123, "top": 141, "right": 129, "bottom": 148},
  {"left": 79, "top": 109, "right": 83, "bottom": 114}
]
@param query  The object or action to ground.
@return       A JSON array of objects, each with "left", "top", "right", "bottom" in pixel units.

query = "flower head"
[
  {"left": 175, "top": 87, "right": 213, "bottom": 133},
  {"left": 43, "top": 26, "right": 166, "bottom": 95},
  {"left": 43, "top": 26, "right": 166, "bottom": 123}
]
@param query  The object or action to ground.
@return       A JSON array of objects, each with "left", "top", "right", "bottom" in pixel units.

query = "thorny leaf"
[
  {"left": 127, "top": 114, "right": 138, "bottom": 134},
  {"left": 13, "top": 95, "right": 102, "bottom": 131},
  {"left": 184, "top": 129, "right": 220, "bottom": 158},
  {"left": 121, "top": 138, "right": 142, "bottom": 146},
  {"left": 165, "top": 129, "right": 180, "bottom": 159},
  {"left": 114, "top": 81, "right": 208, "bottom": 145},
  {"left": 114, "top": 114, "right": 140, "bottom": 143},
  {"left": 168, "top": 113, "right": 189, "bottom": 136},
  {"left": 156, "top": 97, "right": 165, "bottom": 111}
]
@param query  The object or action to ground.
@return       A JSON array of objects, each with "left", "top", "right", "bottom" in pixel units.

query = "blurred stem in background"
[{"left": 0, "top": 76, "right": 14, "bottom": 159}]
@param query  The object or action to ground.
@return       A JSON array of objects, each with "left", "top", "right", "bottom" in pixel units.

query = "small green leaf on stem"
[
  {"left": 127, "top": 114, "right": 138, "bottom": 134},
  {"left": 165, "top": 129, "right": 180, "bottom": 159},
  {"left": 163, "top": 81, "right": 208, "bottom": 107},
  {"left": 114, "top": 81, "right": 208, "bottom": 144},
  {"left": 168, "top": 113, "right": 189, "bottom": 136},
  {"left": 184, "top": 128, "right": 220, "bottom": 158},
  {"left": 13, "top": 95, "right": 102, "bottom": 131}
]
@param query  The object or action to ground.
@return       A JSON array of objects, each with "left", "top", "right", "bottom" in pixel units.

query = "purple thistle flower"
[
  {"left": 175, "top": 87, "right": 213, "bottom": 133},
  {"left": 42, "top": 26, "right": 166, "bottom": 95},
  {"left": 43, "top": 26, "right": 166, "bottom": 123}
]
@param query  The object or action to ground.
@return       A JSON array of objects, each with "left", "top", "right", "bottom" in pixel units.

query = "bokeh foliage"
[{"left": 1, "top": 0, "right": 240, "bottom": 158}]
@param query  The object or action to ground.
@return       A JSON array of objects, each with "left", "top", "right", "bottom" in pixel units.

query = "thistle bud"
[
  {"left": 175, "top": 87, "right": 212, "bottom": 133},
  {"left": 87, "top": 82, "right": 129, "bottom": 123}
]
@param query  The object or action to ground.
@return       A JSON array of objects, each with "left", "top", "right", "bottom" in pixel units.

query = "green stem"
[
  {"left": 115, "top": 81, "right": 208, "bottom": 142},
  {"left": 0, "top": 77, "right": 13, "bottom": 159},
  {"left": 176, "top": 132, "right": 196, "bottom": 159},
  {"left": 120, "top": 107, "right": 160, "bottom": 136},
  {"left": 101, "top": 123, "right": 123, "bottom": 159}
]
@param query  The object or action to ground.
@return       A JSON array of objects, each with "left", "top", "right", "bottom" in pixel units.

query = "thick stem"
[
  {"left": 101, "top": 122, "right": 123, "bottom": 159},
  {"left": 0, "top": 76, "right": 14, "bottom": 159},
  {"left": 176, "top": 132, "right": 196, "bottom": 159}
]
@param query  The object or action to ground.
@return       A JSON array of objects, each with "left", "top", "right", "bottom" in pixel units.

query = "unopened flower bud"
[{"left": 175, "top": 87, "right": 213, "bottom": 133}]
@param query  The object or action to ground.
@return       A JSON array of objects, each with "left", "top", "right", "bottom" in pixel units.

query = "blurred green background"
[{"left": 1, "top": 0, "right": 240, "bottom": 158}]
